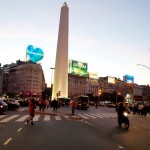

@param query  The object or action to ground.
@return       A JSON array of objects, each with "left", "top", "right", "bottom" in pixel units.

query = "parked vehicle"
[
  {"left": 106, "top": 102, "right": 116, "bottom": 108},
  {"left": 58, "top": 97, "right": 70, "bottom": 106},
  {"left": 15, "top": 99, "right": 29, "bottom": 107},
  {"left": 0, "top": 99, "right": 8, "bottom": 114},
  {"left": 3, "top": 99, "right": 20, "bottom": 110},
  {"left": 74, "top": 95, "right": 89, "bottom": 110},
  {"left": 118, "top": 111, "right": 130, "bottom": 130}
]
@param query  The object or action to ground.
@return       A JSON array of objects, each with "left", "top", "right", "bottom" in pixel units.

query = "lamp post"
[
  {"left": 137, "top": 64, "right": 150, "bottom": 70},
  {"left": 50, "top": 67, "right": 55, "bottom": 101}
]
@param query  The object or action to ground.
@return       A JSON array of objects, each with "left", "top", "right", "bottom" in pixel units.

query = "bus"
[{"left": 74, "top": 95, "right": 89, "bottom": 110}]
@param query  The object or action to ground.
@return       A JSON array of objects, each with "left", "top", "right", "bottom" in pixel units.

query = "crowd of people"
[
  {"left": 131, "top": 102, "right": 150, "bottom": 116},
  {"left": 116, "top": 101, "right": 150, "bottom": 116}
]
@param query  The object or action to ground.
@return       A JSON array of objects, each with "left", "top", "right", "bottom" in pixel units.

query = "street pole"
[
  {"left": 137, "top": 64, "right": 150, "bottom": 71},
  {"left": 137, "top": 63, "right": 150, "bottom": 102},
  {"left": 50, "top": 67, "right": 55, "bottom": 100}
]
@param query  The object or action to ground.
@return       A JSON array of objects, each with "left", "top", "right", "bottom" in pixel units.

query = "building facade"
[
  {"left": 0, "top": 60, "right": 46, "bottom": 97},
  {"left": 68, "top": 73, "right": 88, "bottom": 98}
]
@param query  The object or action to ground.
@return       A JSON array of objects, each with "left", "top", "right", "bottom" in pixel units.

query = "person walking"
[
  {"left": 41, "top": 99, "right": 46, "bottom": 111},
  {"left": 26, "top": 98, "right": 36, "bottom": 125},
  {"left": 71, "top": 100, "right": 76, "bottom": 115}
]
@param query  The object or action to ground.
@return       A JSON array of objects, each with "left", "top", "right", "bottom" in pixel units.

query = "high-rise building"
[{"left": 52, "top": 2, "right": 69, "bottom": 99}]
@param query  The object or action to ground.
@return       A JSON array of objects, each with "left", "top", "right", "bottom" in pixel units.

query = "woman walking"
[{"left": 26, "top": 98, "right": 36, "bottom": 125}]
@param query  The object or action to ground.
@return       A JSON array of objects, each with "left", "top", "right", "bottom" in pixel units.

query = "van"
[{"left": 74, "top": 95, "right": 89, "bottom": 110}]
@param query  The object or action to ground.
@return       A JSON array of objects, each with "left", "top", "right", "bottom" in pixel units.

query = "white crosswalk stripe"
[
  {"left": 90, "top": 113, "right": 104, "bottom": 118},
  {"left": 33, "top": 115, "right": 41, "bottom": 121},
  {"left": 77, "top": 114, "right": 89, "bottom": 119},
  {"left": 84, "top": 114, "right": 97, "bottom": 119},
  {"left": 77, "top": 113, "right": 117, "bottom": 119},
  {"left": 0, "top": 115, "right": 19, "bottom": 123},
  {"left": 55, "top": 116, "right": 62, "bottom": 120},
  {"left": 16, "top": 115, "right": 29, "bottom": 122},
  {"left": 44, "top": 115, "right": 50, "bottom": 121},
  {"left": 0, "top": 115, "right": 8, "bottom": 119},
  {"left": 0, "top": 113, "right": 118, "bottom": 123}
]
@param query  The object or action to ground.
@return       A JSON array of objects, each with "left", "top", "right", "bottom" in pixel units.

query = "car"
[
  {"left": 15, "top": 99, "right": 29, "bottom": 107},
  {"left": 106, "top": 102, "right": 116, "bottom": 108},
  {"left": 0, "top": 99, "right": 8, "bottom": 114},
  {"left": 3, "top": 99, "right": 20, "bottom": 110}
]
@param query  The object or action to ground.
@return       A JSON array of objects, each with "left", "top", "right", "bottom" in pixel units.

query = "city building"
[
  {"left": 141, "top": 85, "right": 150, "bottom": 101},
  {"left": 68, "top": 73, "right": 88, "bottom": 98},
  {"left": 0, "top": 60, "right": 46, "bottom": 98},
  {"left": 88, "top": 72, "right": 99, "bottom": 96},
  {"left": 0, "top": 63, "right": 3, "bottom": 95}
]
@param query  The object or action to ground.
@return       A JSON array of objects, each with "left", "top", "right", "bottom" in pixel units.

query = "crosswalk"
[
  {"left": 0, "top": 113, "right": 117, "bottom": 123},
  {"left": 77, "top": 113, "right": 117, "bottom": 119}
]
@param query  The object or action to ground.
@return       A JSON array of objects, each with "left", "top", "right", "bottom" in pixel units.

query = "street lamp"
[{"left": 137, "top": 64, "right": 150, "bottom": 70}]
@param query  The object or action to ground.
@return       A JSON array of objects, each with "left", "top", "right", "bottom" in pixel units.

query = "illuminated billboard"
[
  {"left": 123, "top": 75, "right": 134, "bottom": 83},
  {"left": 27, "top": 45, "right": 44, "bottom": 63},
  {"left": 108, "top": 76, "right": 115, "bottom": 84},
  {"left": 69, "top": 60, "right": 88, "bottom": 76}
]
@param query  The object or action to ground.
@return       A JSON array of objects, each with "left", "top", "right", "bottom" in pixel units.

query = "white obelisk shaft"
[{"left": 52, "top": 2, "right": 69, "bottom": 100}]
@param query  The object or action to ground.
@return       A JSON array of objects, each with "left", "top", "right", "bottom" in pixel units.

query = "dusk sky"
[{"left": 0, "top": 0, "right": 150, "bottom": 87}]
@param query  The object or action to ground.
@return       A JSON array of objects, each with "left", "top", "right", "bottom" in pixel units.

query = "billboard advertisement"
[
  {"left": 123, "top": 75, "right": 134, "bottom": 83},
  {"left": 108, "top": 76, "right": 115, "bottom": 84},
  {"left": 69, "top": 60, "right": 88, "bottom": 76},
  {"left": 27, "top": 45, "right": 44, "bottom": 63}
]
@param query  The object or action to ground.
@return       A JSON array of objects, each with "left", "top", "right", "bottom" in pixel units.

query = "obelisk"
[{"left": 52, "top": 2, "right": 69, "bottom": 100}]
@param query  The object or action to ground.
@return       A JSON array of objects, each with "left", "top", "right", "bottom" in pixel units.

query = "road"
[{"left": 0, "top": 106, "right": 150, "bottom": 150}]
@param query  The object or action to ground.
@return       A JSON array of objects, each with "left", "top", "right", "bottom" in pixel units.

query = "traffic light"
[
  {"left": 98, "top": 89, "right": 101, "bottom": 95},
  {"left": 58, "top": 91, "right": 61, "bottom": 96}
]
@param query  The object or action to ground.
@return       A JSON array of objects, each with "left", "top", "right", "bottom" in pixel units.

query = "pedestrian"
[
  {"left": 52, "top": 99, "right": 58, "bottom": 111},
  {"left": 95, "top": 100, "right": 98, "bottom": 109},
  {"left": 45, "top": 99, "right": 50, "bottom": 109},
  {"left": 71, "top": 99, "right": 76, "bottom": 115},
  {"left": 41, "top": 99, "right": 46, "bottom": 111},
  {"left": 26, "top": 98, "right": 36, "bottom": 125}
]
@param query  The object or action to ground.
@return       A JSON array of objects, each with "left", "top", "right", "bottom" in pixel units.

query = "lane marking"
[
  {"left": 17, "top": 128, "right": 22, "bottom": 132},
  {"left": 119, "top": 145, "right": 124, "bottom": 149},
  {"left": 3, "top": 138, "right": 12, "bottom": 145},
  {"left": 84, "top": 121, "right": 94, "bottom": 126}
]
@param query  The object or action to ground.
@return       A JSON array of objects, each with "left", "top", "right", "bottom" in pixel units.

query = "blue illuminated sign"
[{"left": 27, "top": 45, "right": 44, "bottom": 63}]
